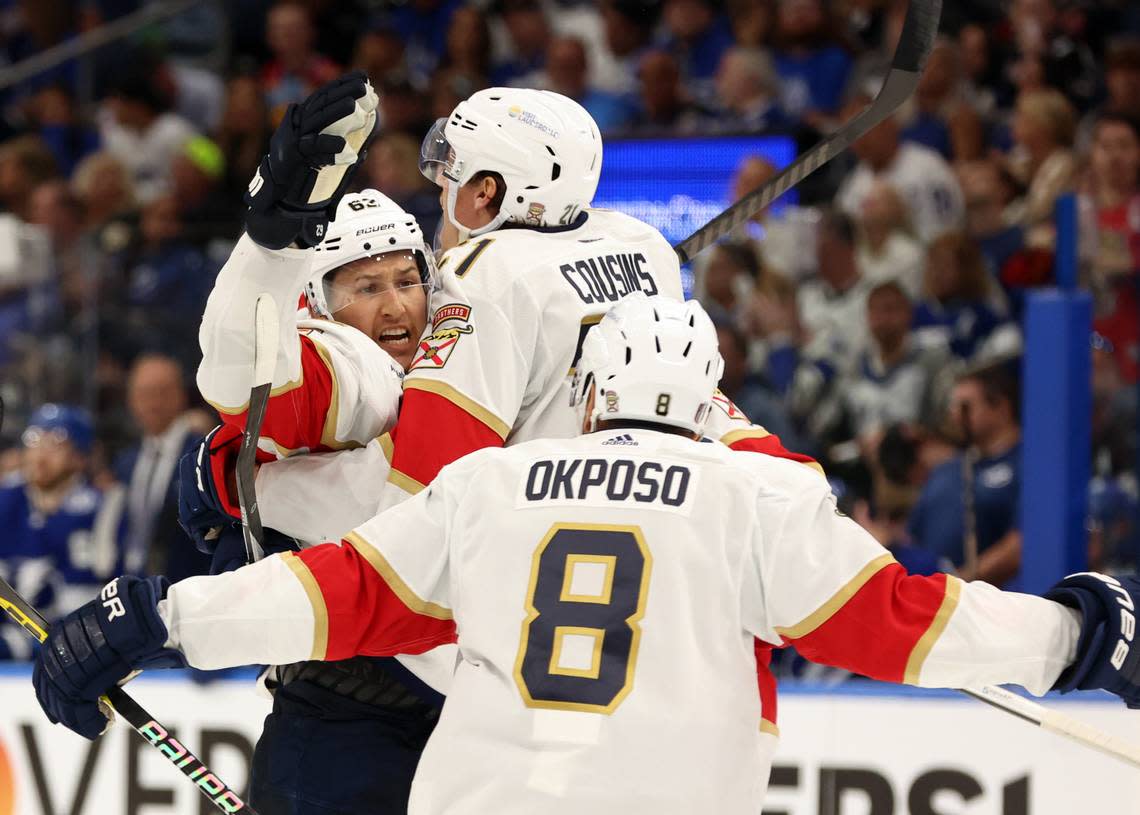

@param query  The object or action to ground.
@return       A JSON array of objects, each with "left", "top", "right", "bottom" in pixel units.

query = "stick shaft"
[
  {"left": 962, "top": 685, "right": 1140, "bottom": 768},
  {"left": 235, "top": 293, "right": 279, "bottom": 563}
]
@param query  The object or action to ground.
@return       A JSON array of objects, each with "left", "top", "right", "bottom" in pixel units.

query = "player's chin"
[{"left": 376, "top": 329, "right": 415, "bottom": 365}]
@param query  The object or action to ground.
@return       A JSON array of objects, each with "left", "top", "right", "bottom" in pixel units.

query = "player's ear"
[{"left": 476, "top": 175, "right": 498, "bottom": 212}]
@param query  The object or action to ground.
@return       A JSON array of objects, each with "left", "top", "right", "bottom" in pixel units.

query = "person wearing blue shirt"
[
  {"left": 773, "top": 0, "right": 852, "bottom": 119},
  {"left": 0, "top": 404, "right": 125, "bottom": 660},
  {"left": 908, "top": 363, "right": 1022, "bottom": 587}
]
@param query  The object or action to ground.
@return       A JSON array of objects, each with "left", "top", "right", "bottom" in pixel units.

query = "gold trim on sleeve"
[
  {"left": 719, "top": 428, "right": 772, "bottom": 447},
  {"left": 281, "top": 551, "right": 329, "bottom": 660},
  {"left": 903, "top": 575, "right": 963, "bottom": 685},
  {"left": 377, "top": 432, "right": 394, "bottom": 463},
  {"left": 402, "top": 378, "right": 511, "bottom": 440},
  {"left": 205, "top": 373, "right": 304, "bottom": 416},
  {"left": 774, "top": 553, "right": 896, "bottom": 640},
  {"left": 344, "top": 532, "right": 454, "bottom": 620},
  {"left": 387, "top": 467, "right": 427, "bottom": 495}
]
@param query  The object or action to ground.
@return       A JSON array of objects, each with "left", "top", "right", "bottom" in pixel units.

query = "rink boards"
[{"left": 0, "top": 668, "right": 1135, "bottom": 814}]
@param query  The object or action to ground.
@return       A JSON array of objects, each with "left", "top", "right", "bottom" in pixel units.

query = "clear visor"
[
  {"left": 322, "top": 251, "right": 431, "bottom": 315},
  {"left": 419, "top": 118, "right": 465, "bottom": 186}
]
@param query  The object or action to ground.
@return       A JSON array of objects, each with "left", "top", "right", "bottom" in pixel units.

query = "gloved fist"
[
  {"left": 245, "top": 70, "right": 379, "bottom": 249},
  {"left": 178, "top": 424, "right": 243, "bottom": 552},
  {"left": 177, "top": 424, "right": 299, "bottom": 574},
  {"left": 1046, "top": 572, "right": 1140, "bottom": 708},
  {"left": 33, "top": 576, "right": 185, "bottom": 740}
]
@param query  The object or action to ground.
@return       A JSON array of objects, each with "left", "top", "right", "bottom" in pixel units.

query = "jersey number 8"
[{"left": 513, "top": 523, "right": 652, "bottom": 714}]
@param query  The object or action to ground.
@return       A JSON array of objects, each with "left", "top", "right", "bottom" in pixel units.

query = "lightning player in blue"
[{"left": 0, "top": 404, "right": 125, "bottom": 660}]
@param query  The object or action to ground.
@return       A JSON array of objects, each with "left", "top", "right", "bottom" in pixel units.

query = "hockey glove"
[
  {"left": 245, "top": 70, "right": 379, "bottom": 249},
  {"left": 33, "top": 576, "right": 186, "bottom": 740},
  {"left": 177, "top": 425, "right": 298, "bottom": 574},
  {"left": 1045, "top": 572, "right": 1140, "bottom": 708}
]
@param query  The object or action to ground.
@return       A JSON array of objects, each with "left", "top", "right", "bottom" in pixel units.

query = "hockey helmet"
[
  {"left": 571, "top": 294, "right": 724, "bottom": 435},
  {"left": 304, "top": 190, "right": 439, "bottom": 320},
  {"left": 23, "top": 403, "right": 95, "bottom": 453},
  {"left": 419, "top": 88, "right": 603, "bottom": 237}
]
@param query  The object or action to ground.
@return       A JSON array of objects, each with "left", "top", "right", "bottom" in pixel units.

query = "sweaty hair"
[{"left": 468, "top": 170, "right": 507, "bottom": 214}]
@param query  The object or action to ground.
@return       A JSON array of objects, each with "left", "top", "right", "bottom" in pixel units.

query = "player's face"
[
  {"left": 22, "top": 430, "right": 83, "bottom": 491},
  {"left": 327, "top": 252, "right": 429, "bottom": 370}
]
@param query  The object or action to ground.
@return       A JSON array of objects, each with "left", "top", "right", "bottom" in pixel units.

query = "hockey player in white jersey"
[
  {"left": 34, "top": 294, "right": 1140, "bottom": 814},
  {"left": 235, "top": 86, "right": 820, "bottom": 546}
]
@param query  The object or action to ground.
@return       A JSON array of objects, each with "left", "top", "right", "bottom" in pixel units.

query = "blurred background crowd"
[{"left": 0, "top": 0, "right": 1136, "bottom": 662}]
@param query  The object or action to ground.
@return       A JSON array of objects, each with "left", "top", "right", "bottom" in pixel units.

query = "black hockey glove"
[
  {"left": 245, "top": 71, "right": 379, "bottom": 249},
  {"left": 1046, "top": 572, "right": 1140, "bottom": 708},
  {"left": 33, "top": 576, "right": 186, "bottom": 739}
]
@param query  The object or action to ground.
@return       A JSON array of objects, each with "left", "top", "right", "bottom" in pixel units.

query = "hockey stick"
[
  {"left": 234, "top": 293, "right": 278, "bottom": 563},
  {"left": 962, "top": 685, "right": 1140, "bottom": 769},
  {"left": 0, "top": 568, "right": 257, "bottom": 812},
  {"left": 673, "top": 0, "right": 942, "bottom": 264}
]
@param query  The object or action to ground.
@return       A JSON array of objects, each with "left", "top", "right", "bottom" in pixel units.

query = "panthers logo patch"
[{"left": 411, "top": 324, "right": 473, "bottom": 370}]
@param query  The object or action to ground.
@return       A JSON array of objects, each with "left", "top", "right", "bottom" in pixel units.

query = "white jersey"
[
  {"left": 254, "top": 208, "right": 821, "bottom": 542},
  {"left": 162, "top": 428, "right": 1080, "bottom": 815},
  {"left": 836, "top": 142, "right": 965, "bottom": 244}
]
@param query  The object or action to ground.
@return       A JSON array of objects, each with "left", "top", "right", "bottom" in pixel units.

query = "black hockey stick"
[
  {"left": 234, "top": 294, "right": 279, "bottom": 563},
  {"left": 673, "top": 0, "right": 943, "bottom": 264}
]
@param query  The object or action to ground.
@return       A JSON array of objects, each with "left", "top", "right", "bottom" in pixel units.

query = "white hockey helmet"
[
  {"left": 304, "top": 189, "right": 438, "bottom": 319},
  {"left": 419, "top": 88, "right": 603, "bottom": 236},
  {"left": 571, "top": 293, "right": 724, "bottom": 436}
]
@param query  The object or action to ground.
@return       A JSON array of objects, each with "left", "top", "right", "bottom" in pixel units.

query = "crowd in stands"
[{"left": 0, "top": 0, "right": 1137, "bottom": 661}]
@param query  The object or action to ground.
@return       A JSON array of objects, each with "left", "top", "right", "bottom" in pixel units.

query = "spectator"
[
  {"left": 631, "top": 50, "right": 707, "bottom": 133},
  {"left": 169, "top": 135, "right": 239, "bottom": 247},
  {"left": 844, "top": 279, "right": 953, "bottom": 450},
  {"left": 24, "top": 85, "right": 100, "bottom": 177},
  {"left": 441, "top": 5, "right": 492, "bottom": 81},
  {"left": 854, "top": 180, "right": 924, "bottom": 297},
  {"left": 727, "top": 0, "right": 776, "bottom": 48},
  {"left": 730, "top": 155, "right": 819, "bottom": 281},
  {"left": 215, "top": 75, "right": 272, "bottom": 205},
  {"left": 659, "top": 0, "right": 735, "bottom": 88},
  {"left": 957, "top": 24, "right": 999, "bottom": 121},
  {"left": 836, "top": 95, "right": 965, "bottom": 244},
  {"left": 908, "top": 362, "right": 1023, "bottom": 586},
  {"left": 714, "top": 318, "right": 802, "bottom": 449},
  {"left": 595, "top": 0, "right": 662, "bottom": 95},
  {"left": 70, "top": 151, "right": 139, "bottom": 261},
  {"left": 901, "top": 38, "right": 983, "bottom": 162},
  {"left": 0, "top": 136, "right": 59, "bottom": 220},
  {"left": 1077, "top": 38, "right": 1140, "bottom": 151},
  {"left": 913, "top": 231, "right": 1019, "bottom": 362},
  {"left": 491, "top": 0, "right": 551, "bottom": 87},
  {"left": 956, "top": 158, "right": 1024, "bottom": 276},
  {"left": 694, "top": 241, "right": 758, "bottom": 321},
  {"left": 712, "top": 46, "right": 788, "bottom": 133},
  {"left": 1006, "top": 0, "right": 1097, "bottom": 112},
  {"left": 98, "top": 67, "right": 197, "bottom": 204},
  {"left": 386, "top": 0, "right": 463, "bottom": 87},
  {"left": 27, "top": 180, "right": 93, "bottom": 326},
  {"left": 1079, "top": 114, "right": 1140, "bottom": 304},
  {"left": 540, "top": 36, "right": 633, "bottom": 132},
  {"left": 115, "top": 194, "right": 217, "bottom": 371},
  {"left": 351, "top": 18, "right": 409, "bottom": 87},
  {"left": 771, "top": 0, "right": 852, "bottom": 123},
  {"left": 1007, "top": 87, "right": 1077, "bottom": 250},
  {"left": 260, "top": 1, "right": 341, "bottom": 115},
  {"left": 113, "top": 354, "right": 209, "bottom": 581},
  {"left": 796, "top": 208, "right": 872, "bottom": 359},
  {"left": 0, "top": 404, "right": 124, "bottom": 660}
]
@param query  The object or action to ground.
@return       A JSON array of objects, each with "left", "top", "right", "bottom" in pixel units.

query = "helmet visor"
[
  {"left": 322, "top": 251, "right": 431, "bottom": 315},
  {"left": 419, "top": 118, "right": 465, "bottom": 186}
]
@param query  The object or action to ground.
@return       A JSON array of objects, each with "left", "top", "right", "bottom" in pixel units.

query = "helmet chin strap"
[{"left": 445, "top": 177, "right": 511, "bottom": 240}]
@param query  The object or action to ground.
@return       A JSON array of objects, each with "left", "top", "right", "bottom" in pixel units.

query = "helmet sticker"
[
  {"left": 525, "top": 202, "right": 546, "bottom": 226},
  {"left": 507, "top": 106, "right": 560, "bottom": 138}
]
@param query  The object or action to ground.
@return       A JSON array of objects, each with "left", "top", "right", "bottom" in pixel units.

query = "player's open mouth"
[{"left": 377, "top": 330, "right": 412, "bottom": 351}]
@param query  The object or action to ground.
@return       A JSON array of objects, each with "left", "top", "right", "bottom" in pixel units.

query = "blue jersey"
[
  {"left": 907, "top": 443, "right": 1021, "bottom": 582},
  {"left": 0, "top": 477, "right": 125, "bottom": 658}
]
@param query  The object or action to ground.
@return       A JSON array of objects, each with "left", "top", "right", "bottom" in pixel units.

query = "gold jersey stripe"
[
  {"left": 377, "top": 432, "right": 395, "bottom": 463},
  {"left": 281, "top": 551, "right": 329, "bottom": 661},
  {"left": 344, "top": 532, "right": 454, "bottom": 620},
  {"left": 403, "top": 378, "right": 512, "bottom": 440},
  {"left": 718, "top": 428, "right": 772, "bottom": 447},
  {"left": 774, "top": 553, "right": 896, "bottom": 640},
  {"left": 387, "top": 467, "right": 427, "bottom": 495},
  {"left": 206, "top": 372, "right": 304, "bottom": 416},
  {"left": 903, "top": 575, "right": 964, "bottom": 685}
]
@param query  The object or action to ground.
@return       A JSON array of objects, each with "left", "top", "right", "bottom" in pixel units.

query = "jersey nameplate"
[
  {"left": 517, "top": 455, "right": 698, "bottom": 515},
  {"left": 559, "top": 253, "right": 660, "bottom": 305}
]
